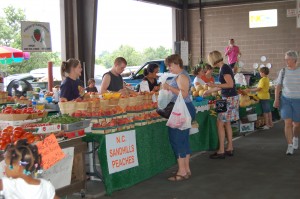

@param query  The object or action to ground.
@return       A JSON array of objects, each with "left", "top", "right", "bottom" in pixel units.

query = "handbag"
[
  {"left": 215, "top": 99, "right": 227, "bottom": 113},
  {"left": 156, "top": 102, "right": 175, "bottom": 119}
]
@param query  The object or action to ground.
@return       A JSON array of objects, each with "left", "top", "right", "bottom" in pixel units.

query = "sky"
[{"left": 0, "top": 0, "right": 173, "bottom": 54}]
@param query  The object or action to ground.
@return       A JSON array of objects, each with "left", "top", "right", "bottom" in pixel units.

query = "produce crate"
[
  {"left": 23, "top": 123, "right": 62, "bottom": 134},
  {"left": 63, "top": 129, "right": 85, "bottom": 139},
  {"left": 61, "top": 119, "right": 91, "bottom": 132},
  {"left": 0, "top": 113, "right": 30, "bottom": 121}
]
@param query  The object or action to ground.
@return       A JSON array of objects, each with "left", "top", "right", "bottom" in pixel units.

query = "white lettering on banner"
[
  {"left": 106, "top": 130, "right": 139, "bottom": 174},
  {"left": 21, "top": 21, "right": 52, "bottom": 52}
]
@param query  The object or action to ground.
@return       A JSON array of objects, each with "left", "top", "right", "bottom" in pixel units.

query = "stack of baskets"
[
  {"left": 76, "top": 101, "right": 89, "bottom": 112},
  {"left": 0, "top": 92, "right": 8, "bottom": 104},
  {"left": 118, "top": 97, "right": 129, "bottom": 110}
]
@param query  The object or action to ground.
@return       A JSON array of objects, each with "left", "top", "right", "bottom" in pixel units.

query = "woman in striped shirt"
[{"left": 274, "top": 50, "right": 300, "bottom": 155}]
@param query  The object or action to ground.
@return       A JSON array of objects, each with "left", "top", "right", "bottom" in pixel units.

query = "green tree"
[
  {"left": 0, "top": 6, "right": 25, "bottom": 48},
  {"left": 97, "top": 45, "right": 172, "bottom": 69},
  {"left": 98, "top": 45, "right": 143, "bottom": 68},
  {"left": 142, "top": 46, "right": 171, "bottom": 62},
  {"left": 0, "top": 6, "right": 61, "bottom": 75}
]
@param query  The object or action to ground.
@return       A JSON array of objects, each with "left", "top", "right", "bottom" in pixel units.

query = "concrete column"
[{"left": 60, "top": 0, "right": 98, "bottom": 83}]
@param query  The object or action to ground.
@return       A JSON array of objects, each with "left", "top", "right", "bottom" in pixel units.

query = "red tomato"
[
  {"left": 24, "top": 132, "right": 34, "bottom": 139},
  {"left": 0, "top": 142, "right": 8, "bottom": 150},
  {"left": 1, "top": 132, "right": 10, "bottom": 139},
  {"left": 4, "top": 137, "right": 11, "bottom": 144},
  {"left": 27, "top": 137, "right": 35, "bottom": 144},
  {"left": 13, "top": 130, "right": 23, "bottom": 138},
  {"left": 13, "top": 127, "right": 23, "bottom": 132},
  {"left": 15, "top": 109, "right": 22, "bottom": 114}
]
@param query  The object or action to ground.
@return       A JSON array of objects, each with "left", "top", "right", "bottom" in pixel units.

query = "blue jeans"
[{"left": 168, "top": 102, "right": 196, "bottom": 159}]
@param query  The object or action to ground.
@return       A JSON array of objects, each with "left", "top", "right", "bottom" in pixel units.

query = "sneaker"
[
  {"left": 262, "top": 125, "right": 270, "bottom": 130},
  {"left": 293, "top": 137, "right": 298, "bottom": 149},
  {"left": 286, "top": 144, "right": 294, "bottom": 155}
]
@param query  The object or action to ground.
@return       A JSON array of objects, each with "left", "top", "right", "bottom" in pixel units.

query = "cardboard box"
[
  {"left": 240, "top": 122, "right": 254, "bottom": 133},
  {"left": 24, "top": 124, "right": 62, "bottom": 134}
]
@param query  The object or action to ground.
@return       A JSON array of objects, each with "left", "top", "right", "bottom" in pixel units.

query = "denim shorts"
[
  {"left": 168, "top": 102, "right": 196, "bottom": 159},
  {"left": 260, "top": 99, "right": 271, "bottom": 113},
  {"left": 280, "top": 96, "right": 300, "bottom": 122}
]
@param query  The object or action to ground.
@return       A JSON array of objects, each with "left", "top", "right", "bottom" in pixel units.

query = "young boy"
[
  {"left": 245, "top": 67, "right": 273, "bottom": 129},
  {"left": 85, "top": 78, "right": 98, "bottom": 93}
]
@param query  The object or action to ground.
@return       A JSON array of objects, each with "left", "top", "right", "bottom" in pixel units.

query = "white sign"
[
  {"left": 297, "top": 0, "right": 300, "bottom": 28},
  {"left": 21, "top": 21, "right": 52, "bottom": 52},
  {"left": 106, "top": 130, "right": 139, "bottom": 174},
  {"left": 249, "top": 9, "right": 277, "bottom": 28},
  {"left": 240, "top": 122, "right": 254, "bottom": 133},
  {"left": 139, "top": 80, "right": 150, "bottom": 92},
  {"left": 287, "top": 9, "right": 297, "bottom": 17},
  {"left": 180, "top": 41, "right": 189, "bottom": 66},
  {"left": 40, "top": 147, "right": 74, "bottom": 189}
]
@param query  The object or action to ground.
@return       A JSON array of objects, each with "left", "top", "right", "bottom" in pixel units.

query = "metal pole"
[
  {"left": 48, "top": 61, "right": 53, "bottom": 92},
  {"left": 83, "top": 62, "right": 86, "bottom": 88}
]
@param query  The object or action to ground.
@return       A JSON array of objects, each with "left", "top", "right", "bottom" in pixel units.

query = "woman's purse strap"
[{"left": 281, "top": 68, "right": 285, "bottom": 87}]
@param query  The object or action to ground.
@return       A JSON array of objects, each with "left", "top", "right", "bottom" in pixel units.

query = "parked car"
[{"left": 123, "top": 60, "right": 196, "bottom": 91}]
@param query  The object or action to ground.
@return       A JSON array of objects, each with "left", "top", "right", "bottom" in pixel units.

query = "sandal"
[
  {"left": 168, "top": 174, "right": 189, "bottom": 181},
  {"left": 187, "top": 171, "right": 191, "bottom": 177}
]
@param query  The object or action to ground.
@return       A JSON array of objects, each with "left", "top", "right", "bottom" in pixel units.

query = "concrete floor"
[{"left": 68, "top": 120, "right": 300, "bottom": 199}]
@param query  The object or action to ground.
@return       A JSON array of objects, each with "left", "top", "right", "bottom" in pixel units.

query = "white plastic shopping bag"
[
  {"left": 157, "top": 73, "right": 173, "bottom": 109},
  {"left": 166, "top": 91, "right": 192, "bottom": 130}
]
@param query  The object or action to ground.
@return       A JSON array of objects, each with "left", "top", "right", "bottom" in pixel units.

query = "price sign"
[{"left": 36, "top": 134, "right": 65, "bottom": 170}]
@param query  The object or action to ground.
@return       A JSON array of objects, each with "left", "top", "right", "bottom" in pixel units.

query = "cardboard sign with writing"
[
  {"left": 36, "top": 134, "right": 65, "bottom": 170},
  {"left": 40, "top": 147, "right": 74, "bottom": 189},
  {"left": 106, "top": 130, "right": 139, "bottom": 174}
]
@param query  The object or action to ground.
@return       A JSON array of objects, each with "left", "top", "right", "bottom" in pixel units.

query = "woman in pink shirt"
[{"left": 225, "top": 39, "right": 241, "bottom": 73}]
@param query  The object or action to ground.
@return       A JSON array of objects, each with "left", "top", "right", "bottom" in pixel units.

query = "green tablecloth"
[
  {"left": 83, "top": 110, "right": 218, "bottom": 195},
  {"left": 239, "top": 99, "right": 277, "bottom": 118}
]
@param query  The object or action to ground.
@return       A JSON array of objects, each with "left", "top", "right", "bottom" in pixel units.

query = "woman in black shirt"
[
  {"left": 60, "top": 58, "right": 83, "bottom": 101},
  {"left": 142, "top": 63, "right": 160, "bottom": 92},
  {"left": 203, "top": 51, "right": 239, "bottom": 159}
]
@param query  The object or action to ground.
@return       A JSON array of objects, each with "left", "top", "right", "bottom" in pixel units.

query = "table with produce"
[
  {"left": 0, "top": 91, "right": 90, "bottom": 197},
  {"left": 74, "top": 88, "right": 218, "bottom": 195},
  {"left": 237, "top": 85, "right": 279, "bottom": 130}
]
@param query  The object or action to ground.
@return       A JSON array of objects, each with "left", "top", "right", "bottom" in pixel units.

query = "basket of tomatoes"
[{"left": 0, "top": 126, "right": 41, "bottom": 150}]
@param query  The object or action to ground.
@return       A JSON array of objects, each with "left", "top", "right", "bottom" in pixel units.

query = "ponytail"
[
  {"left": 143, "top": 68, "right": 149, "bottom": 76},
  {"left": 61, "top": 61, "right": 67, "bottom": 78},
  {"left": 60, "top": 58, "right": 80, "bottom": 80}
]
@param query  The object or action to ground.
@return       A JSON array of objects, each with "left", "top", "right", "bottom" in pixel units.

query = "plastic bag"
[
  {"left": 157, "top": 90, "right": 173, "bottom": 109},
  {"left": 234, "top": 73, "right": 247, "bottom": 86},
  {"left": 166, "top": 91, "right": 192, "bottom": 130},
  {"left": 157, "top": 73, "right": 173, "bottom": 109}
]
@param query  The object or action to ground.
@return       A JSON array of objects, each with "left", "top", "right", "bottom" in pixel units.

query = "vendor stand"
[
  {"left": 0, "top": 93, "right": 90, "bottom": 197},
  {"left": 83, "top": 100, "right": 218, "bottom": 195}
]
